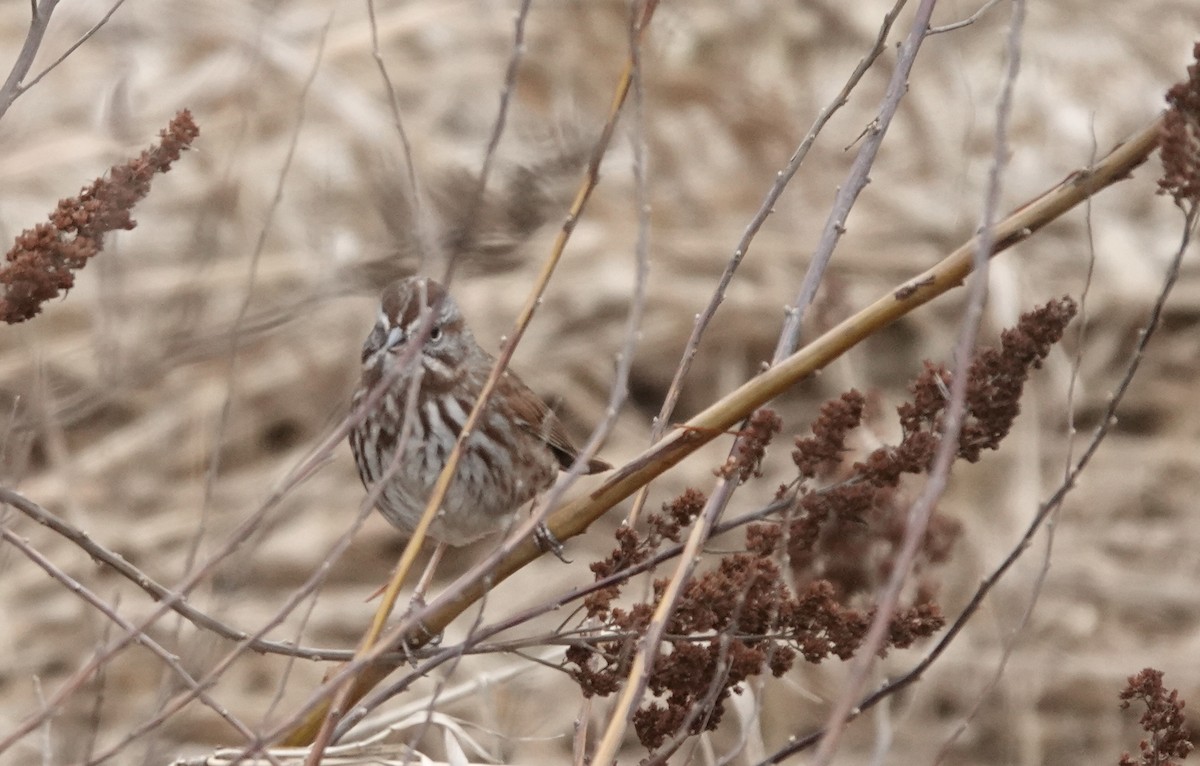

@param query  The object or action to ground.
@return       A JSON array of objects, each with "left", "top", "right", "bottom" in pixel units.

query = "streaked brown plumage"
[{"left": 349, "top": 276, "right": 610, "bottom": 546}]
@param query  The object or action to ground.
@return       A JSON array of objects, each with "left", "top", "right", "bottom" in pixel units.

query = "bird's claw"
[{"left": 534, "top": 522, "right": 571, "bottom": 563}]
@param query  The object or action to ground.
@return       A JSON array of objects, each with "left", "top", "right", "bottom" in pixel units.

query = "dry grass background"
[{"left": 1, "top": 0, "right": 1198, "bottom": 764}]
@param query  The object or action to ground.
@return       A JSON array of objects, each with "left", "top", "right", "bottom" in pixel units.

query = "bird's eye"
[{"left": 429, "top": 325, "right": 442, "bottom": 342}]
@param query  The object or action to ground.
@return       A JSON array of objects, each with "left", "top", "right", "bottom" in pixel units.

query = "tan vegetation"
[{"left": 1, "top": 1, "right": 1198, "bottom": 764}]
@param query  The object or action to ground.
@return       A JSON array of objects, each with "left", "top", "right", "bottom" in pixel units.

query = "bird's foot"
[{"left": 534, "top": 522, "right": 571, "bottom": 563}]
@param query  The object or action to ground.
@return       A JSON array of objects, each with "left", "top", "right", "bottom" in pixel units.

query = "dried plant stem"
[
  {"left": 592, "top": 472, "right": 740, "bottom": 765},
  {"left": 285, "top": 0, "right": 661, "bottom": 752},
  {"left": 0, "top": 0, "right": 128, "bottom": 123},
  {"left": 444, "top": 0, "right": 533, "bottom": 285},
  {"left": 928, "top": 0, "right": 1003, "bottom": 34},
  {"left": 569, "top": 14, "right": 656, "bottom": 754},
  {"left": 775, "top": 0, "right": 938, "bottom": 360},
  {"left": 366, "top": 0, "right": 426, "bottom": 267},
  {"left": 201, "top": 9, "right": 329, "bottom": 568},
  {"left": 19, "top": 0, "right": 129, "bottom": 97},
  {"left": 814, "top": 1, "right": 1024, "bottom": 758},
  {"left": 0, "top": 0, "right": 58, "bottom": 122},
  {"left": 494, "top": 0, "right": 653, "bottom": 562}
]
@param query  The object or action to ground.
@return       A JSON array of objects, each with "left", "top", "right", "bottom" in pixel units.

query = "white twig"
[
  {"left": 811, "top": 1, "right": 1023, "bottom": 760},
  {"left": 773, "top": 0, "right": 939, "bottom": 361},
  {"left": 626, "top": 0, "right": 908, "bottom": 527},
  {"left": 0, "top": 0, "right": 59, "bottom": 122},
  {"left": 928, "top": 0, "right": 1003, "bottom": 34},
  {"left": 18, "top": 0, "right": 129, "bottom": 97}
]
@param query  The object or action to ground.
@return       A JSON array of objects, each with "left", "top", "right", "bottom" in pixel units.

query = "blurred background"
[{"left": 1, "top": 0, "right": 1198, "bottom": 763}]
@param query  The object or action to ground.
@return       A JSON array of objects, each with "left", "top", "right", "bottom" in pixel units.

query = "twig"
[
  {"left": 591, "top": 468, "right": 741, "bottom": 766},
  {"left": 201, "top": 7, "right": 330, "bottom": 560},
  {"left": 0, "top": 487, "right": 353, "bottom": 660},
  {"left": 812, "top": 0, "right": 1023, "bottom": 760},
  {"left": 938, "top": 59, "right": 1092, "bottom": 766},
  {"left": 0, "top": 0, "right": 59, "bottom": 122},
  {"left": 773, "top": 0, "right": 939, "bottom": 361},
  {"left": 566, "top": 4, "right": 655, "bottom": 752},
  {"left": 639, "top": 631, "right": 741, "bottom": 766},
  {"left": 475, "top": 0, "right": 531, "bottom": 191},
  {"left": 443, "top": 0, "right": 532, "bottom": 286},
  {"left": 81, "top": 602, "right": 115, "bottom": 764},
  {"left": 626, "top": 0, "right": 908, "bottom": 527},
  {"left": 17, "top": 0, "right": 129, "bottom": 97},
  {"left": 543, "top": 0, "right": 652, "bottom": 508},
  {"left": 927, "top": 0, "right": 1002, "bottom": 34},
  {"left": 0, "top": 482, "right": 271, "bottom": 755}
]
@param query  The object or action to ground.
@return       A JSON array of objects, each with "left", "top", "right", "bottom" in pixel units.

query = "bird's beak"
[{"left": 383, "top": 325, "right": 405, "bottom": 353}]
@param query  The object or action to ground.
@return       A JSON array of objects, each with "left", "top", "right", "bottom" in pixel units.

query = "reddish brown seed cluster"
[
  {"left": 715, "top": 408, "right": 783, "bottom": 483},
  {"left": 568, "top": 297, "right": 1078, "bottom": 754},
  {"left": 1118, "top": 668, "right": 1193, "bottom": 766},
  {"left": 0, "top": 110, "right": 199, "bottom": 324},
  {"left": 1160, "top": 42, "right": 1200, "bottom": 207}
]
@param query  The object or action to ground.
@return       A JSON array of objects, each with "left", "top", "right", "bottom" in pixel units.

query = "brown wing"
[{"left": 503, "top": 372, "right": 612, "bottom": 474}]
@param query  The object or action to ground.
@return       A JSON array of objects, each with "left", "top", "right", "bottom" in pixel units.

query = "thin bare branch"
[
  {"left": 812, "top": 2, "right": 1023, "bottom": 759},
  {"left": 200, "top": 8, "right": 331, "bottom": 558},
  {"left": 938, "top": 72, "right": 1095, "bottom": 766},
  {"left": 18, "top": 0, "right": 129, "bottom": 96},
  {"left": 626, "top": 0, "right": 907, "bottom": 527},
  {"left": 0, "top": 0, "right": 59, "bottom": 122},
  {"left": 557, "top": 0, "right": 652, "bottom": 496},
  {"left": 0, "top": 487, "right": 352, "bottom": 660},
  {"left": 591, "top": 468, "right": 740, "bottom": 766},
  {"left": 773, "top": 0, "right": 939, "bottom": 361},
  {"left": 442, "top": 0, "right": 533, "bottom": 286},
  {"left": 564, "top": 13, "right": 657, "bottom": 758},
  {"left": 927, "top": 0, "right": 1002, "bottom": 34}
]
